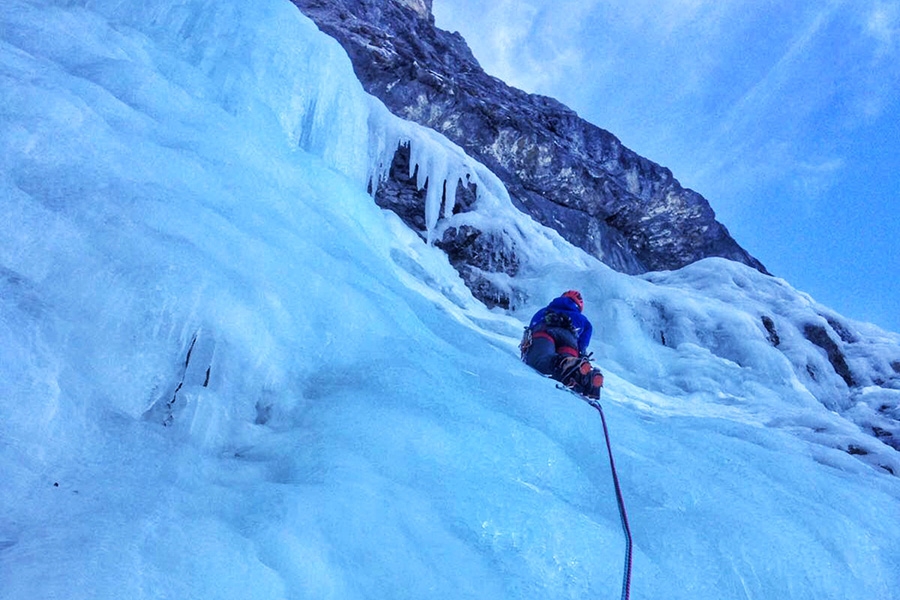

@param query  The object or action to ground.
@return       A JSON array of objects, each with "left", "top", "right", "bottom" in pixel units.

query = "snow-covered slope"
[{"left": 1, "top": 0, "right": 899, "bottom": 598}]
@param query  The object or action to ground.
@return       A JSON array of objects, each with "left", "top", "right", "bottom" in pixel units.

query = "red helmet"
[{"left": 562, "top": 289, "right": 583, "bottom": 311}]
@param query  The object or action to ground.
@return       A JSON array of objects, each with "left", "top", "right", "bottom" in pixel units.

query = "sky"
[
  {"left": 432, "top": 0, "right": 900, "bottom": 334},
  {"left": 3, "top": 1, "right": 900, "bottom": 597}
]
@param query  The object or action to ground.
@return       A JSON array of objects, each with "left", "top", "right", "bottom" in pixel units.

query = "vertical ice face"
[{"left": 2, "top": 2, "right": 900, "bottom": 600}]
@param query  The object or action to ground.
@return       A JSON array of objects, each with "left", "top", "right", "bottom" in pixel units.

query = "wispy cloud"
[
  {"left": 462, "top": 0, "right": 599, "bottom": 95},
  {"left": 866, "top": 1, "right": 900, "bottom": 57},
  {"left": 688, "top": 2, "right": 846, "bottom": 185}
]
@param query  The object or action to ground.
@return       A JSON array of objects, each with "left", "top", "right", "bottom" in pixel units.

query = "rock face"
[{"left": 289, "top": 0, "right": 767, "bottom": 303}]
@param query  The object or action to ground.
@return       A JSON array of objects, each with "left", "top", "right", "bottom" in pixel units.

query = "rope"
[{"left": 585, "top": 393, "right": 633, "bottom": 600}]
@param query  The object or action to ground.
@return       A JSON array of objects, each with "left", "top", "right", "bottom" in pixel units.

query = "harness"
[{"left": 521, "top": 310, "right": 580, "bottom": 359}]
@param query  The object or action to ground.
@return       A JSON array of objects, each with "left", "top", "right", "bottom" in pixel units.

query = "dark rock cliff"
[{"left": 289, "top": 0, "right": 768, "bottom": 305}]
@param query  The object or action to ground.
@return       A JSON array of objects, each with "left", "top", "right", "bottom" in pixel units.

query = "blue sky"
[{"left": 433, "top": 0, "right": 900, "bottom": 333}]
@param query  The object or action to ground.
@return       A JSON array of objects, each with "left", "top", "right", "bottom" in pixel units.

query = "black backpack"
[{"left": 541, "top": 310, "right": 574, "bottom": 332}]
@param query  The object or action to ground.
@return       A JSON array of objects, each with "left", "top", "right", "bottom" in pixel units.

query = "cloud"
[
  {"left": 866, "top": 1, "right": 900, "bottom": 57},
  {"left": 792, "top": 157, "right": 846, "bottom": 206},
  {"left": 435, "top": 0, "right": 543, "bottom": 92},
  {"left": 462, "top": 0, "right": 600, "bottom": 95},
  {"left": 850, "top": 2, "right": 900, "bottom": 123}
]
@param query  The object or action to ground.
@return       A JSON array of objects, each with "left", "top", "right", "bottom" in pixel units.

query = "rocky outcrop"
[
  {"left": 290, "top": 0, "right": 768, "bottom": 290},
  {"left": 374, "top": 142, "right": 523, "bottom": 309},
  {"left": 803, "top": 322, "right": 857, "bottom": 388}
]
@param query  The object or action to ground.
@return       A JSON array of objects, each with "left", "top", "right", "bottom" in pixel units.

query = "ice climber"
[{"left": 520, "top": 290, "right": 604, "bottom": 398}]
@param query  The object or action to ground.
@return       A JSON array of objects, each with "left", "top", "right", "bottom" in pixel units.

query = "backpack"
[{"left": 541, "top": 310, "right": 574, "bottom": 332}]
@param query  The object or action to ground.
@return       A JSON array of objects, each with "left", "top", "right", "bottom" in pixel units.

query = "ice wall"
[{"left": 2, "top": 1, "right": 899, "bottom": 599}]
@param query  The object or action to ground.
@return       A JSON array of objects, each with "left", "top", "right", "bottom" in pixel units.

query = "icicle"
[
  {"left": 428, "top": 152, "right": 450, "bottom": 243},
  {"left": 360, "top": 96, "right": 565, "bottom": 256},
  {"left": 443, "top": 172, "right": 460, "bottom": 220},
  {"left": 366, "top": 131, "right": 396, "bottom": 197}
]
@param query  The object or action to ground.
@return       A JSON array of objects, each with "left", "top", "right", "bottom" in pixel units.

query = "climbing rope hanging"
[{"left": 584, "top": 392, "right": 633, "bottom": 600}]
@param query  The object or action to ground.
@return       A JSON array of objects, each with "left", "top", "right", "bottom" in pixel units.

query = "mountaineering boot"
[
  {"left": 555, "top": 356, "right": 590, "bottom": 389},
  {"left": 556, "top": 355, "right": 604, "bottom": 398},
  {"left": 554, "top": 356, "right": 578, "bottom": 385},
  {"left": 584, "top": 369, "right": 604, "bottom": 399}
]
